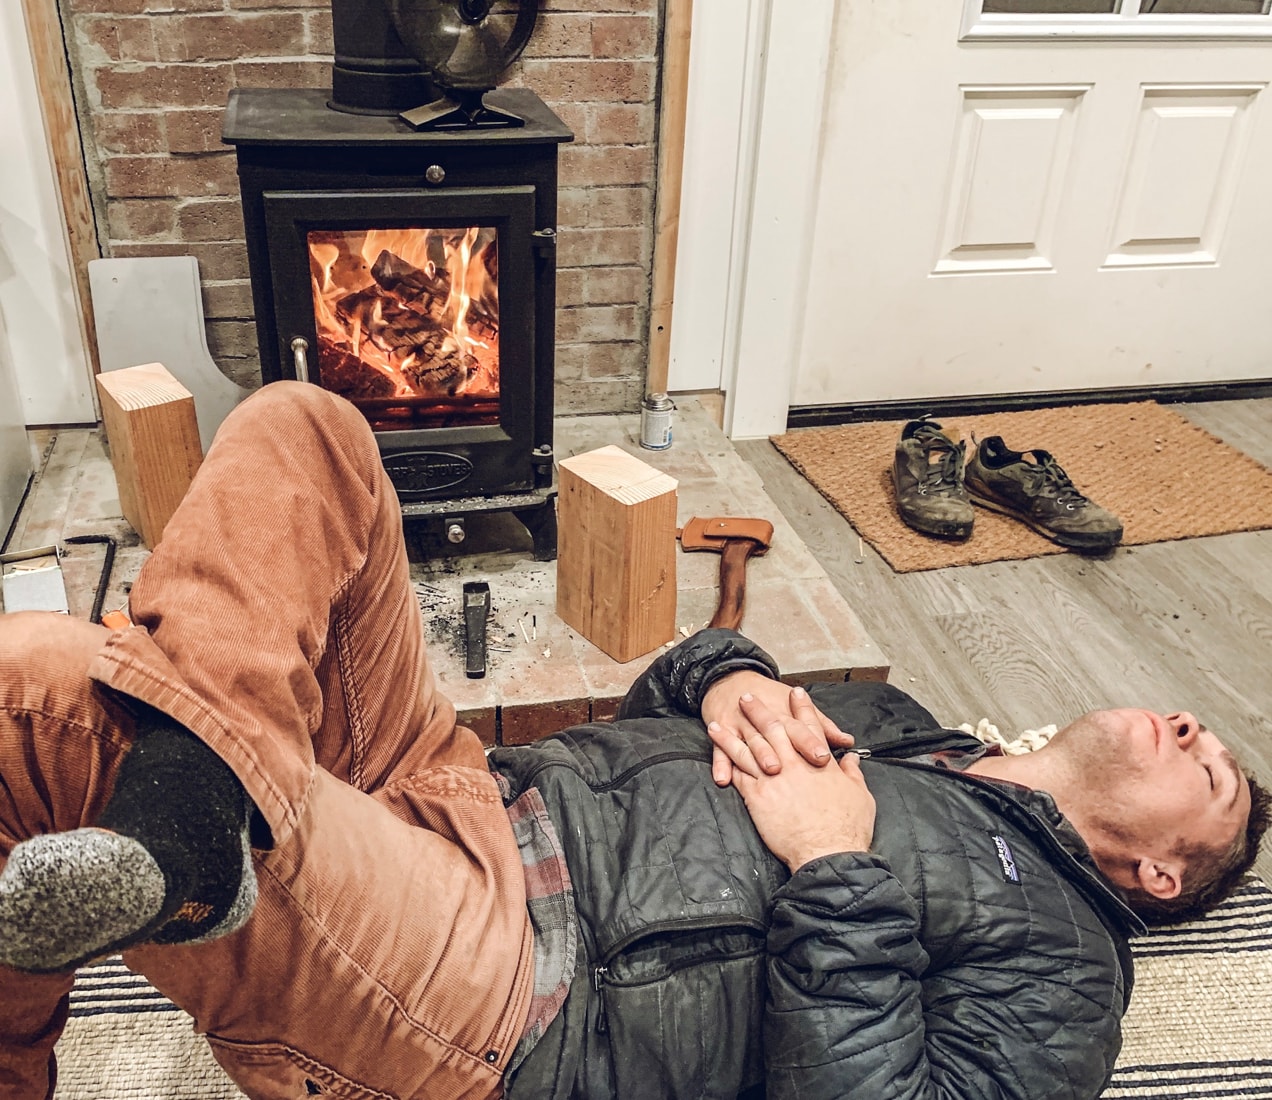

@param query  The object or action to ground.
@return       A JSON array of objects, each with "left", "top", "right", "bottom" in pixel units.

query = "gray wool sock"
[{"left": 0, "top": 829, "right": 167, "bottom": 973}]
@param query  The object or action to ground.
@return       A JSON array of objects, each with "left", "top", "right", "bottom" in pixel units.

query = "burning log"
[
  {"left": 402, "top": 346, "right": 478, "bottom": 397},
  {"left": 371, "top": 248, "right": 499, "bottom": 337},
  {"left": 316, "top": 338, "right": 399, "bottom": 400}
]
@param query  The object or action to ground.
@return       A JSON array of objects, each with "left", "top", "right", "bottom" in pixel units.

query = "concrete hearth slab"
[{"left": 411, "top": 398, "right": 890, "bottom": 743}]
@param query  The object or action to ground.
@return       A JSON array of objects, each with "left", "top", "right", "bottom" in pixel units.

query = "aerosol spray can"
[{"left": 640, "top": 392, "right": 675, "bottom": 450}]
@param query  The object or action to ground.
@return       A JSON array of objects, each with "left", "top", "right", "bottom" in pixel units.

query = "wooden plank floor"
[{"left": 738, "top": 396, "right": 1272, "bottom": 884}]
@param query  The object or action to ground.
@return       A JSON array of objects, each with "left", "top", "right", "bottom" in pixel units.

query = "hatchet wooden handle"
[{"left": 708, "top": 538, "right": 764, "bottom": 631}]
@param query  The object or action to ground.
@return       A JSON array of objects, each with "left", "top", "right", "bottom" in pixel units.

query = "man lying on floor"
[{"left": 0, "top": 382, "right": 1268, "bottom": 1100}]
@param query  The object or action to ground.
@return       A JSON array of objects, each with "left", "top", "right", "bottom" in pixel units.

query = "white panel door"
[{"left": 793, "top": 1, "right": 1272, "bottom": 409}]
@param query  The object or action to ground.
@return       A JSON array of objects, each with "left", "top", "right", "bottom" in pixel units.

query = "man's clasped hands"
[{"left": 700, "top": 672, "right": 876, "bottom": 873}]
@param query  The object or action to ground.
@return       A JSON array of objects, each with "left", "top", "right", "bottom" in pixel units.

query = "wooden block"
[
  {"left": 556, "top": 445, "right": 678, "bottom": 663},
  {"left": 96, "top": 362, "right": 203, "bottom": 549}
]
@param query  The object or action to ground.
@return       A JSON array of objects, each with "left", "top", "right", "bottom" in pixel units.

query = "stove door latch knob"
[
  {"left": 425, "top": 164, "right": 446, "bottom": 185},
  {"left": 532, "top": 228, "right": 557, "bottom": 255}
]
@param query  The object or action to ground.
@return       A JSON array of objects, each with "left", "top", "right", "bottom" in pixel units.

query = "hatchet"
[{"left": 678, "top": 517, "right": 774, "bottom": 632}]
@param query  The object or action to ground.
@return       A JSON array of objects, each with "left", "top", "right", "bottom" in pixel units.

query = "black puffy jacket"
[{"left": 494, "top": 630, "right": 1142, "bottom": 1100}]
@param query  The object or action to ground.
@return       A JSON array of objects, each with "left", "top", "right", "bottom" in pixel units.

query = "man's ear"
[{"left": 1135, "top": 857, "right": 1183, "bottom": 900}]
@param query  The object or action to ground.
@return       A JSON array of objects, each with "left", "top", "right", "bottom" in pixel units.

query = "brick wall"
[{"left": 62, "top": 0, "right": 662, "bottom": 415}]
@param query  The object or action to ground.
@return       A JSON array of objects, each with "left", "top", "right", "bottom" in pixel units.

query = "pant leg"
[
  {"left": 0, "top": 613, "right": 136, "bottom": 1100},
  {"left": 89, "top": 380, "right": 488, "bottom": 845},
  {"left": 3, "top": 384, "right": 534, "bottom": 1097}
]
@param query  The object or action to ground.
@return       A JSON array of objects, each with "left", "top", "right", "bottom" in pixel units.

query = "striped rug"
[
  {"left": 1105, "top": 875, "right": 1272, "bottom": 1099},
  {"left": 52, "top": 878, "right": 1272, "bottom": 1099}
]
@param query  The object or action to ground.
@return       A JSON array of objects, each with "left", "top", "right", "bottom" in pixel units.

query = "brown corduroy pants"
[{"left": 0, "top": 383, "right": 534, "bottom": 1100}]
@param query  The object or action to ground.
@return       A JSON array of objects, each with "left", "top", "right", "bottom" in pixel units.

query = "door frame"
[
  {"left": 19, "top": 0, "right": 100, "bottom": 381},
  {"left": 670, "top": 0, "right": 836, "bottom": 439}
]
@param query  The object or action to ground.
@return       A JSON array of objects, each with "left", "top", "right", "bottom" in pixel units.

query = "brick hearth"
[{"left": 8, "top": 399, "right": 889, "bottom": 746}]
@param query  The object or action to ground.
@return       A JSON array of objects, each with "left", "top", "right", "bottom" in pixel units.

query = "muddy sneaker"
[
  {"left": 965, "top": 436, "right": 1122, "bottom": 551},
  {"left": 892, "top": 419, "right": 974, "bottom": 540}
]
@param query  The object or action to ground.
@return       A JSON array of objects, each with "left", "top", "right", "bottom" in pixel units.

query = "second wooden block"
[
  {"left": 96, "top": 362, "right": 203, "bottom": 549},
  {"left": 556, "top": 444, "right": 678, "bottom": 663}
]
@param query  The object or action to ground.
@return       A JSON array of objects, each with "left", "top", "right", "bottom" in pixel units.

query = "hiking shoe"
[
  {"left": 892, "top": 419, "right": 974, "bottom": 540},
  {"left": 965, "top": 436, "right": 1123, "bottom": 551}
]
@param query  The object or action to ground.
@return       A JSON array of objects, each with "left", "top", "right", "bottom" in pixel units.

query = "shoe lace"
[
  {"left": 1032, "top": 452, "right": 1089, "bottom": 507},
  {"left": 910, "top": 423, "right": 965, "bottom": 494}
]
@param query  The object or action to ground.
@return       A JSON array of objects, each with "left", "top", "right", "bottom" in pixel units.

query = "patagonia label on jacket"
[{"left": 991, "top": 835, "right": 1020, "bottom": 884}]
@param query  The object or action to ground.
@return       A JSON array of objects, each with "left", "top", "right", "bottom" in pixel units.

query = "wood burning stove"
[{"left": 222, "top": 86, "right": 570, "bottom": 558}]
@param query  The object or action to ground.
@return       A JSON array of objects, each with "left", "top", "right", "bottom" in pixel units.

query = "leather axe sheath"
[{"left": 678, "top": 517, "right": 774, "bottom": 631}]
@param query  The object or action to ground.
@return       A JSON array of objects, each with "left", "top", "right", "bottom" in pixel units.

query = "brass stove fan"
[{"left": 385, "top": 0, "right": 540, "bottom": 130}]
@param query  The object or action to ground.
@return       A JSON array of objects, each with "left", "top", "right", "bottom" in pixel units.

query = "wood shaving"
[{"left": 959, "top": 718, "right": 1058, "bottom": 755}]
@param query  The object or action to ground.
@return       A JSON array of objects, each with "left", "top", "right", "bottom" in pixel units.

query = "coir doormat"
[{"left": 770, "top": 402, "right": 1272, "bottom": 573}]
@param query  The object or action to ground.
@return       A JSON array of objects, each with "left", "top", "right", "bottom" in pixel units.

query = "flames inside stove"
[{"left": 307, "top": 225, "right": 500, "bottom": 431}]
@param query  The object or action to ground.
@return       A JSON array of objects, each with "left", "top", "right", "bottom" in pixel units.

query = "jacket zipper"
[
  {"left": 592, "top": 966, "right": 609, "bottom": 1034},
  {"left": 510, "top": 749, "right": 711, "bottom": 795},
  {"left": 591, "top": 937, "right": 764, "bottom": 1035}
]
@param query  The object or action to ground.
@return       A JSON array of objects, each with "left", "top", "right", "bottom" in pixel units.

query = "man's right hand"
[
  {"left": 701, "top": 671, "right": 854, "bottom": 786},
  {"left": 707, "top": 694, "right": 875, "bottom": 872}
]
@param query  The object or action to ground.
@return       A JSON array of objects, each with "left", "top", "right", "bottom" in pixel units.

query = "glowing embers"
[{"left": 307, "top": 226, "right": 500, "bottom": 429}]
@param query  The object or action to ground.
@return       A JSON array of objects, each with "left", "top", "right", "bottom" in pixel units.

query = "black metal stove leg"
[{"left": 514, "top": 494, "right": 558, "bottom": 562}]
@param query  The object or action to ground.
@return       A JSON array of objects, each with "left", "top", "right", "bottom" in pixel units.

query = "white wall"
[{"left": 0, "top": 4, "right": 95, "bottom": 426}]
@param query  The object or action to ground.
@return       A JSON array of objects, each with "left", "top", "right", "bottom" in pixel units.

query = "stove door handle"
[{"left": 290, "top": 336, "right": 310, "bottom": 383}]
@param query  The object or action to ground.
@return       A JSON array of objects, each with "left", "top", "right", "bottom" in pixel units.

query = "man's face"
[{"left": 1050, "top": 708, "right": 1250, "bottom": 858}]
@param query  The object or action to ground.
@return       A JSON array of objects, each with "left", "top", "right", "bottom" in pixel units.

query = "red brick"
[
  {"left": 206, "top": 319, "right": 260, "bottom": 359},
  {"left": 543, "top": 0, "right": 656, "bottom": 12},
  {"left": 591, "top": 15, "right": 656, "bottom": 59},
  {"left": 201, "top": 280, "right": 256, "bottom": 319},
  {"left": 586, "top": 102, "right": 654, "bottom": 144},
  {"left": 305, "top": 10, "right": 333, "bottom": 55},
  {"left": 559, "top": 226, "right": 646, "bottom": 267},
  {"left": 523, "top": 60, "right": 653, "bottom": 104},
  {"left": 500, "top": 700, "right": 591, "bottom": 746},
  {"left": 555, "top": 340, "right": 643, "bottom": 381},
  {"left": 554, "top": 374, "right": 643, "bottom": 415},
  {"left": 547, "top": 101, "right": 587, "bottom": 141},
  {"left": 111, "top": 240, "right": 250, "bottom": 282},
  {"left": 232, "top": 60, "right": 331, "bottom": 89},
  {"left": 584, "top": 265, "right": 647, "bottom": 305},
  {"left": 188, "top": 241, "right": 251, "bottom": 282},
  {"left": 69, "top": 0, "right": 147, "bottom": 12},
  {"left": 155, "top": 14, "right": 308, "bottom": 62},
  {"left": 166, "top": 109, "right": 228, "bottom": 154},
  {"left": 94, "top": 63, "right": 234, "bottom": 109},
  {"left": 104, "top": 153, "right": 239, "bottom": 198},
  {"left": 94, "top": 111, "right": 166, "bottom": 155},
  {"left": 557, "top": 188, "right": 591, "bottom": 229},
  {"left": 106, "top": 198, "right": 178, "bottom": 240},
  {"left": 522, "top": 13, "right": 592, "bottom": 58},
  {"left": 69, "top": 0, "right": 222, "bottom": 12},
  {"left": 77, "top": 16, "right": 157, "bottom": 62},
  {"left": 228, "top": 0, "right": 328, "bottom": 8},
  {"left": 177, "top": 198, "right": 245, "bottom": 241},
  {"left": 590, "top": 186, "right": 648, "bottom": 227},
  {"left": 458, "top": 707, "right": 497, "bottom": 747},
  {"left": 560, "top": 143, "right": 654, "bottom": 187},
  {"left": 556, "top": 304, "right": 639, "bottom": 343},
  {"left": 217, "top": 357, "right": 262, "bottom": 389},
  {"left": 556, "top": 267, "right": 586, "bottom": 306}
]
